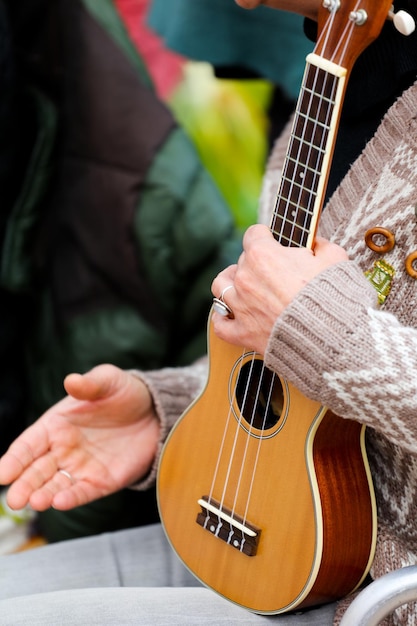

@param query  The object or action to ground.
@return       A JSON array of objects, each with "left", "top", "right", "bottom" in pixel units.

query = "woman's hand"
[
  {"left": 211, "top": 224, "right": 348, "bottom": 355},
  {"left": 0, "top": 364, "right": 160, "bottom": 512}
]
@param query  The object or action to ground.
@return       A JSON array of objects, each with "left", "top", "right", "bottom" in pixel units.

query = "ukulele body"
[{"left": 157, "top": 316, "right": 376, "bottom": 614}]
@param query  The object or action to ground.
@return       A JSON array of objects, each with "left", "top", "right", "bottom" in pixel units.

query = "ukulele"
[{"left": 157, "top": 0, "right": 395, "bottom": 614}]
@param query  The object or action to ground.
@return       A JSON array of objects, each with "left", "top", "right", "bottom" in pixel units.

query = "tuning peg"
[{"left": 388, "top": 9, "right": 416, "bottom": 36}]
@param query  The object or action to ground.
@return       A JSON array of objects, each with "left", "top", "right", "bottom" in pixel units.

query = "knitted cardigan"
[{"left": 135, "top": 79, "right": 417, "bottom": 625}]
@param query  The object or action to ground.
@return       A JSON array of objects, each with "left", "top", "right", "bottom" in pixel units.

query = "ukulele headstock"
[{"left": 316, "top": 0, "right": 409, "bottom": 72}]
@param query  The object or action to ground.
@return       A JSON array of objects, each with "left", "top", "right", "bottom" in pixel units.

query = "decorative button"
[
  {"left": 364, "top": 227, "right": 395, "bottom": 253},
  {"left": 405, "top": 251, "right": 417, "bottom": 279}
]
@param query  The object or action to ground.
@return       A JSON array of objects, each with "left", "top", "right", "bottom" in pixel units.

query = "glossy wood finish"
[{"left": 158, "top": 326, "right": 376, "bottom": 613}]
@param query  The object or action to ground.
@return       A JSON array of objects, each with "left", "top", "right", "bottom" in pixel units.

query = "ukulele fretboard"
[{"left": 271, "top": 58, "right": 346, "bottom": 249}]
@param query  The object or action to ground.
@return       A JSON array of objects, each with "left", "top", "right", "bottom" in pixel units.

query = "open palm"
[{"left": 0, "top": 364, "right": 160, "bottom": 512}]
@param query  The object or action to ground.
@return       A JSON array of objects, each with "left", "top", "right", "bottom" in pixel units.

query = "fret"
[
  {"left": 271, "top": 225, "right": 310, "bottom": 249},
  {"left": 279, "top": 181, "right": 318, "bottom": 216},
  {"left": 273, "top": 202, "right": 312, "bottom": 223},
  {"left": 280, "top": 175, "right": 316, "bottom": 197},
  {"left": 272, "top": 204, "right": 313, "bottom": 248},
  {"left": 299, "top": 85, "right": 336, "bottom": 114},
  {"left": 301, "top": 86, "right": 335, "bottom": 106},
  {"left": 273, "top": 201, "right": 313, "bottom": 221},
  {"left": 280, "top": 135, "right": 325, "bottom": 202},
  {"left": 286, "top": 141, "right": 326, "bottom": 179},
  {"left": 288, "top": 135, "right": 327, "bottom": 160},
  {"left": 291, "top": 135, "right": 326, "bottom": 173},
  {"left": 272, "top": 215, "right": 311, "bottom": 238},
  {"left": 284, "top": 158, "right": 321, "bottom": 188},
  {"left": 291, "top": 122, "right": 327, "bottom": 153},
  {"left": 294, "top": 112, "right": 330, "bottom": 134},
  {"left": 295, "top": 94, "right": 334, "bottom": 133},
  {"left": 303, "top": 65, "right": 338, "bottom": 101}
]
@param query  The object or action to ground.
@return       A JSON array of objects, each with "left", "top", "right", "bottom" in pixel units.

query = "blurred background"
[
  {"left": 118, "top": 0, "right": 311, "bottom": 232},
  {"left": 0, "top": 0, "right": 311, "bottom": 552},
  {"left": 168, "top": 64, "right": 271, "bottom": 231}
]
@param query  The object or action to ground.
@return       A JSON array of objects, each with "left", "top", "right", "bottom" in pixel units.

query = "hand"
[
  {"left": 234, "top": 0, "right": 319, "bottom": 20},
  {"left": 0, "top": 364, "right": 160, "bottom": 512},
  {"left": 211, "top": 224, "right": 348, "bottom": 355}
]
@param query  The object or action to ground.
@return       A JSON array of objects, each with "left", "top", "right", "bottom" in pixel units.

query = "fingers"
[
  {"left": 63, "top": 372, "right": 102, "bottom": 401},
  {"left": 24, "top": 474, "right": 94, "bottom": 512},
  {"left": 7, "top": 468, "right": 99, "bottom": 512},
  {"left": 242, "top": 223, "right": 273, "bottom": 246},
  {"left": 4, "top": 450, "right": 105, "bottom": 512},
  {"left": 0, "top": 420, "right": 51, "bottom": 486},
  {"left": 6, "top": 458, "right": 62, "bottom": 511},
  {"left": 209, "top": 228, "right": 349, "bottom": 355},
  {"left": 234, "top": 0, "right": 261, "bottom": 8},
  {"left": 51, "top": 480, "right": 102, "bottom": 511},
  {"left": 0, "top": 443, "right": 32, "bottom": 487},
  {"left": 211, "top": 226, "right": 275, "bottom": 309},
  {"left": 212, "top": 264, "right": 237, "bottom": 293},
  {"left": 63, "top": 364, "right": 121, "bottom": 401}
]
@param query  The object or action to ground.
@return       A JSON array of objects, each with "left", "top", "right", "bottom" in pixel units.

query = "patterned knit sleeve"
[{"left": 264, "top": 259, "right": 417, "bottom": 454}]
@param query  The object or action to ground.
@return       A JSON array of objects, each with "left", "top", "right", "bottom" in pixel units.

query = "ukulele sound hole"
[{"left": 235, "top": 359, "right": 284, "bottom": 432}]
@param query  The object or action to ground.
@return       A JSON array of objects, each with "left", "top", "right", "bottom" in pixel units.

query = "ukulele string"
[
  {"left": 316, "top": 1, "right": 339, "bottom": 57},
  {"left": 274, "top": 3, "right": 359, "bottom": 243},
  {"left": 222, "top": 66, "right": 335, "bottom": 532},
  {"left": 226, "top": 29, "right": 341, "bottom": 520},
  {"left": 221, "top": 5, "right": 349, "bottom": 529},
  {"left": 206, "top": 4, "right": 338, "bottom": 532},
  {"left": 270, "top": 6, "right": 337, "bottom": 246},
  {"left": 205, "top": 6, "right": 358, "bottom": 538},
  {"left": 228, "top": 6, "right": 351, "bottom": 529},
  {"left": 204, "top": 349, "right": 256, "bottom": 512},
  {"left": 234, "top": 361, "right": 277, "bottom": 534},
  {"left": 292, "top": 5, "right": 359, "bottom": 239},
  {"left": 216, "top": 354, "right": 256, "bottom": 513},
  {"left": 275, "top": 66, "right": 330, "bottom": 247},
  {"left": 327, "top": 1, "right": 362, "bottom": 67},
  {"left": 293, "top": 66, "right": 339, "bottom": 240},
  {"left": 224, "top": 355, "right": 274, "bottom": 529},
  {"left": 204, "top": 349, "right": 274, "bottom": 542},
  {"left": 213, "top": 353, "right": 277, "bottom": 548},
  {"left": 237, "top": 12, "right": 360, "bottom": 536}
]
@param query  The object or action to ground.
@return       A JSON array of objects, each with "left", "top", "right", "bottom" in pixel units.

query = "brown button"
[
  {"left": 405, "top": 251, "right": 417, "bottom": 279},
  {"left": 365, "top": 227, "right": 395, "bottom": 253}
]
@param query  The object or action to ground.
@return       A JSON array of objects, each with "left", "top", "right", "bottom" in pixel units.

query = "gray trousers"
[{"left": 0, "top": 523, "right": 336, "bottom": 625}]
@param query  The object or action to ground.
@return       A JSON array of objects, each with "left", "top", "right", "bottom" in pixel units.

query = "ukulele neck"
[{"left": 270, "top": 53, "right": 347, "bottom": 250}]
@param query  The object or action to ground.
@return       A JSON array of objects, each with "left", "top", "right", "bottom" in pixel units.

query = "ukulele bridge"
[{"left": 196, "top": 497, "right": 261, "bottom": 556}]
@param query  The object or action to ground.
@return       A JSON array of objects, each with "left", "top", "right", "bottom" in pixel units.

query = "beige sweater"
[{"left": 137, "top": 79, "right": 417, "bottom": 625}]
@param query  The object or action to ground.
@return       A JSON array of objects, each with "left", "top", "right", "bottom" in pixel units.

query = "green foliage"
[{"left": 169, "top": 63, "right": 272, "bottom": 230}]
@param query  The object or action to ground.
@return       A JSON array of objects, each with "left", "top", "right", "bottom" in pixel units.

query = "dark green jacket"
[{"left": 1, "top": 0, "right": 241, "bottom": 425}]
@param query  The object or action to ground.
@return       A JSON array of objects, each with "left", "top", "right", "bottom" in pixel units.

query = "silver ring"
[
  {"left": 220, "top": 285, "right": 233, "bottom": 301},
  {"left": 213, "top": 285, "right": 234, "bottom": 319},
  {"left": 58, "top": 469, "right": 75, "bottom": 484}
]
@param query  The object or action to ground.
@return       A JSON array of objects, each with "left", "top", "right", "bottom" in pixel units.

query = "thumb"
[
  {"left": 313, "top": 237, "right": 348, "bottom": 263},
  {"left": 63, "top": 364, "right": 121, "bottom": 401}
]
